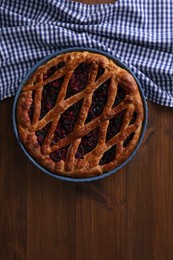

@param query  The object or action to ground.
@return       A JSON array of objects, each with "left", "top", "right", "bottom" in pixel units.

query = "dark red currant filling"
[
  {"left": 43, "top": 62, "right": 65, "bottom": 80},
  {"left": 65, "top": 63, "right": 90, "bottom": 99},
  {"left": 50, "top": 146, "right": 69, "bottom": 162},
  {"left": 36, "top": 122, "right": 51, "bottom": 145},
  {"left": 123, "top": 133, "right": 135, "bottom": 147},
  {"left": 99, "top": 145, "right": 116, "bottom": 165},
  {"left": 113, "top": 85, "right": 126, "bottom": 107},
  {"left": 85, "top": 79, "right": 109, "bottom": 123},
  {"left": 39, "top": 77, "right": 64, "bottom": 120},
  {"left": 106, "top": 110, "right": 125, "bottom": 141},
  {"left": 75, "top": 127, "right": 99, "bottom": 159},
  {"left": 51, "top": 100, "right": 83, "bottom": 146},
  {"left": 130, "top": 111, "right": 137, "bottom": 125},
  {"left": 96, "top": 67, "right": 104, "bottom": 81}
]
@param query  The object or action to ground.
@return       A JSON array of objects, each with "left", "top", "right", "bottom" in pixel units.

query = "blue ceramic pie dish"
[{"left": 12, "top": 47, "right": 148, "bottom": 182}]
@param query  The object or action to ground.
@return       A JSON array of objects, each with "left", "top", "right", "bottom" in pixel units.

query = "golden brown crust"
[{"left": 16, "top": 51, "right": 144, "bottom": 178}]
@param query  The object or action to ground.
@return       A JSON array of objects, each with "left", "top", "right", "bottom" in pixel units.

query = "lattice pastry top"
[{"left": 16, "top": 51, "right": 144, "bottom": 178}]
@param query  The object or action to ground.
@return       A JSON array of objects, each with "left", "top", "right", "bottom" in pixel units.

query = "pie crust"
[{"left": 16, "top": 51, "right": 145, "bottom": 178}]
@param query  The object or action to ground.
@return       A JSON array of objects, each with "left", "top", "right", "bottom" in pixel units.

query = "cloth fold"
[{"left": 0, "top": 0, "right": 173, "bottom": 106}]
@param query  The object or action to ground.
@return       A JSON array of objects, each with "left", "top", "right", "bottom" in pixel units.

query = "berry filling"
[
  {"left": 123, "top": 133, "right": 135, "bottom": 147},
  {"left": 36, "top": 123, "right": 51, "bottom": 146},
  {"left": 113, "top": 85, "right": 126, "bottom": 107},
  {"left": 99, "top": 145, "right": 116, "bottom": 165},
  {"left": 96, "top": 67, "right": 104, "bottom": 81},
  {"left": 51, "top": 100, "right": 83, "bottom": 145},
  {"left": 75, "top": 127, "right": 99, "bottom": 159},
  {"left": 43, "top": 62, "right": 65, "bottom": 80},
  {"left": 106, "top": 110, "right": 125, "bottom": 141},
  {"left": 50, "top": 146, "right": 69, "bottom": 162},
  {"left": 66, "top": 63, "right": 90, "bottom": 98},
  {"left": 130, "top": 111, "right": 137, "bottom": 125},
  {"left": 85, "top": 79, "right": 109, "bottom": 123},
  {"left": 39, "top": 77, "right": 64, "bottom": 119}
]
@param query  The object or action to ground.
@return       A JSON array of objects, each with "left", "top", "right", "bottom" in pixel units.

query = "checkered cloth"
[{"left": 0, "top": 0, "right": 173, "bottom": 106}]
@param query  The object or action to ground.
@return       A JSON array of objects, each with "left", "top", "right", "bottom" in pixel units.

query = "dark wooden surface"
[{"left": 0, "top": 1, "right": 173, "bottom": 259}]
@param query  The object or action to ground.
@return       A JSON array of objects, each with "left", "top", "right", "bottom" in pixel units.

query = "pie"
[{"left": 16, "top": 50, "right": 145, "bottom": 178}]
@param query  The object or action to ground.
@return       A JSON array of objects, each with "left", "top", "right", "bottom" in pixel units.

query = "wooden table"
[{"left": 0, "top": 1, "right": 173, "bottom": 259}]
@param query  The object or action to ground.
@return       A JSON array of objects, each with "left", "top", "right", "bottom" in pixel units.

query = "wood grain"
[{"left": 0, "top": 1, "right": 173, "bottom": 259}]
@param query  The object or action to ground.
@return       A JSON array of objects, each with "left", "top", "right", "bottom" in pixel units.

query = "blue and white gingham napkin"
[{"left": 0, "top": 0, "right": 173, "bottom": 106}]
